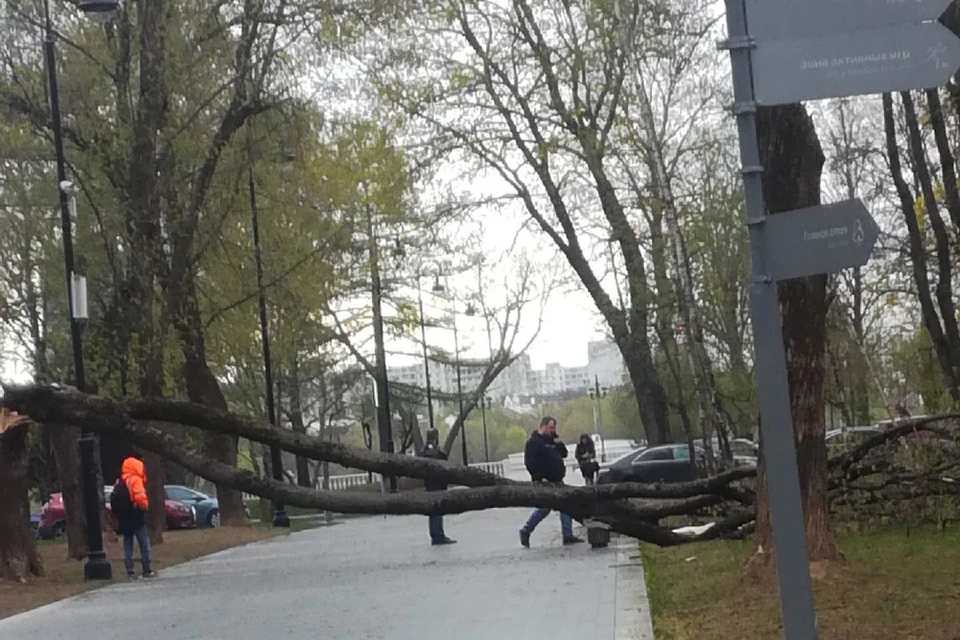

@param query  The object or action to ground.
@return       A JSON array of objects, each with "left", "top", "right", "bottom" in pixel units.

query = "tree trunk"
[
  {"left": 0, "top": 422, "right": 44, "bottom": 581},
  {"left": 755, "top": 103, "right": 839, "bottom": 562},
  {"left": 648, "top": 207, "right": 696, "bottom": 450},
  {"left": 287, "top": 355, "right": 312, "bottom": 488},
  {"left": 883, "top": 93, "right": 960, "bottom": 403},
  {"left": 171, "top": 276, "right": 247, "bottom": 526},
  {"left": 49, "top": 424, "right": 86, "bottom": 560},
  {"left": 144, "top": 450, "right": 167, "bottom": 543},
  {"left": 634, "top": 65, "right": 731, "bottom": 460}
]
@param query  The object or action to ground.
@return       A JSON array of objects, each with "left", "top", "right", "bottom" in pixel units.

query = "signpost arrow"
[
  {"left": 745, "top": 0, "right": 953, "bottom": 41},
  {"left": 752, "top": 22, "right": 960, "bottom": 105},
  {"left": 764, "top": 199, "right": 880, "bottom": 281}
]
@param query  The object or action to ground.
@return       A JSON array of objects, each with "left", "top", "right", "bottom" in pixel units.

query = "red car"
[{"left": 38, "top": 487, "right": 196, "bottom": 539}]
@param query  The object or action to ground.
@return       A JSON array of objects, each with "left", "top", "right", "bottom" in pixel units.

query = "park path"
[{"left": 0, "top": 507, "right": 654, "bottom": 640}]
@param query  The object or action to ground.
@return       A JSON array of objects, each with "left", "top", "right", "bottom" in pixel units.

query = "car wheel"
[
  {"left": 53, "top": 521, "right": 66, "bottom": 540},
  {"left": 207, "top": 510, "right": 220, "bottom": 528}
]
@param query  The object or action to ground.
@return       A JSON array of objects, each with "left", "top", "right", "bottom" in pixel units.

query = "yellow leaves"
[{"left": 914, "top": 195, "right": 926, "bottom": 231}]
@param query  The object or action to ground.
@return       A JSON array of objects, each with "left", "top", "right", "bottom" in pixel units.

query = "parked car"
[
  {"left": 104, "top": 485, "right": 196, "bottom": 531},
  {"left": 39, "top": 488, "right": 195, "bottom": 539},
  {"left": 692, "top": 437, "right": 759, "bottom": 467},
  {"left": 596, "top": 443, "right": 703, "bottom": 485},
  {"left": 164, "top": 485, "right": 223, "bottom": 528}
]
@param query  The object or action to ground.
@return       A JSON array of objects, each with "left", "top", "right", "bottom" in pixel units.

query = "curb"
[{"left": 613, "top": 536, "right": 657, "bottom": 640}]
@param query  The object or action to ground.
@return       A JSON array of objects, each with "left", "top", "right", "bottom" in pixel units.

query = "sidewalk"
[{"left": 0, "top": 507, "right": 655, "bottom": 639}]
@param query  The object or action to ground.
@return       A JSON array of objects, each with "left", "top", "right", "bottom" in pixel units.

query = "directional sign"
[
  {"left": 764, "top": 199, "right": 879, "bottom": 281},
  {"left": 752, "top": 22, "right": 960, "bottom": 105},
  {"left": 745, "top": 0, "right": 953, "bottom": 41}
]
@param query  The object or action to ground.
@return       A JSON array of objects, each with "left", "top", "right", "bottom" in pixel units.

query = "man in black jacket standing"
[
  {"left": 519, "top": 416, "right": 583, "bottom": 547},
  {"left": 419, "top": 429, "right": 456, "bottom": 545}
]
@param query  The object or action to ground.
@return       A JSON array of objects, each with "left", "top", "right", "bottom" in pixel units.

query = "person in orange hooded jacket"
[{"left": 116, "top": 456, "right": 153, "bottom": 578}]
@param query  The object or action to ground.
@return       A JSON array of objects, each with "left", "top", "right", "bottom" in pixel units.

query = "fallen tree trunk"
[
  {"left": 3, "top": 385, "right": 754, "bottom": 493},
  {"left": 9, "top": 386, "right": 953, "bottom": 547},
  {"left": 2, "top": 385, "right": 756, "bottom": 545}
]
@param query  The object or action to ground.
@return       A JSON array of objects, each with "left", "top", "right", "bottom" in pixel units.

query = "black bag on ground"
[{"left": 110, "top": 478, "right": 132, "bottom": 514}]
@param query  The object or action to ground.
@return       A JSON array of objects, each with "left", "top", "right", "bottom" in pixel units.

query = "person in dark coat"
[
  {"left": 418, "top": 429, "right": 456, "bottom": 545},
  {"left": 575, "top": 433, "right": 599, "bottom": 485},
  {"left": 519, "top": 416, "right": 583, "bottom": 547}
]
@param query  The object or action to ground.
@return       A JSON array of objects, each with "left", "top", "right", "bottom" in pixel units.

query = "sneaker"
[
  {"left": 519, "top": 529, "right": 530, "bottom": 548},
  {"left": 562, "top": 536, "right": 584, "bottom": 545},
  {"left": 126, "top": 571, "right": 139, "bottom": 580},
  {"left": 142, "top": 570, "right": 156, "bottom": 579},
  {"left": 431, "top": 537, "right": 457, "bottom": 546}
]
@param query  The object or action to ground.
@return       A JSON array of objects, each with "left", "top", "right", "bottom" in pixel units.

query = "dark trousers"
[
  {"left": 123, "top": 524, "right": 151, "bottom": 574},
  {"left": 428, "top": 515, "right": 446, "bottom": 541}
]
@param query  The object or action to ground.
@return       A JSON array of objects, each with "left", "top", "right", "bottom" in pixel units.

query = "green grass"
[{"left": 642, "top": 526, "right": 960, "bottom": 640}]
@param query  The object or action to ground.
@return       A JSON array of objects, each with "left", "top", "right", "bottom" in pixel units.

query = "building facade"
[{"left": 387, "top": 339, "right": 628, "bottom": 401}]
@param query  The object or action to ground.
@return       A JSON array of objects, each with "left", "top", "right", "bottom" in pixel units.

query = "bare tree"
[{"left": 369, "top": 0, "right": 673, "bottom": 443}]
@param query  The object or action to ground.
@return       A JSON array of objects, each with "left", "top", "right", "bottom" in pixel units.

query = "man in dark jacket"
[
  {"left": 519, "top": 416, "right": 583, "bottom": 547},
  {"left": 419, "top": 429, "right": 456, "bottom": 545}
]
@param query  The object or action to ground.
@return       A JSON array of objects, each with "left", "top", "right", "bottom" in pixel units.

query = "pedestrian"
[
  {"left": 110, "top": 455, "right": 154, "bottom": 579},
  {"left": 575, "top": 433, "right": 599, "bottom": 486},
  {"left": 418, "top": 429, "right": 456, "bottom": 546},
  {"left": 519, "top": 416, "right": 583, "bottom": 547}
]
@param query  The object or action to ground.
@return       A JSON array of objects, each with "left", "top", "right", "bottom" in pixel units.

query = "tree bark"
[
  {"left": 286, "top": 355, "right": 312, "bottom": 488},
  {"left": 756, "top": 104, "right": 839, "bottom": 562},
  {"left": 0, "top": 421, "right": 44, "bottom": 581},
  {"left": 169, "top": 276, "right": 247, "bottom": 526},
  {"left": 49, "top": 424, "right": 86, "bottom": 560},
  {"left": 144, "top": 450, "right": 167, "bottom": 543}
]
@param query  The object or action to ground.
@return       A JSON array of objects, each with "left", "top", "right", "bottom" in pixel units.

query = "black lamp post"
[
  {"left": 433, "top": 276, "right": 467, "bottom": 464},
  {"left": 246, "top": 136, "right": 289, "bottom": 528},
  {"left": 366, "top": 204, "right": 396, "bottom": 492},
  {"left": 463, "top": 302, "right": 490, "bottom": 462},
  {"left": 588, "top": 375, "right": 608, "bottom": 462},
  {"left": 44, "top": 0, "right": 118, "bottom": 582},
  {"left": 479, "top": 395, "right": 490, "bottom": 462},
  {"left": 416, "top": 274, "right": 436, "bottom": 432}
]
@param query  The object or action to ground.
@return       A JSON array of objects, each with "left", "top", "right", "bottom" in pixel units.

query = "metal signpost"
[
  {"left": 721, "top": 0, "right": 960, "bottom": 638},
  {"left": 764, "top": 199, "right": 880, "bottom": 281},
  {"left": 752, "top": 22, "right": 960, "bottom": 105}
]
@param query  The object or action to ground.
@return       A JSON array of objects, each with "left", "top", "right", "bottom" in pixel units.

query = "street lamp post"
[
  {"left": 434, "top": 275, "right": 467, "bottom": 464},
  {"left": 246, "top": 138, "right": 289, "bottom": 528},
  {"left": 452, "top": 308, "right": 467, "bottom": 465},
  {"left": 416, "top": 275, "right": 437, "bottom": 432},
  {"left": 366, "top": 204, "right": 396, "bottom": 492},
  {"left": 44, "top": 0, "right": 119, "bottom": 582},
  {"left": 480, "top": 396, "right": 490, "bottom": 462},
  {"left": 588, "top": 375, "right": 608, "bottom": 462}
]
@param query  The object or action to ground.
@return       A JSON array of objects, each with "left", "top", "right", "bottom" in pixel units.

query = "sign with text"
[
  {"left": 764, "top": 199, "right": 880, "bottom": 281},
  {"left": 752, "top": 22, "right": 960, "bottom": 105},
  {"left": 745, "top": 0, "right": 953, "bottom": 41}
]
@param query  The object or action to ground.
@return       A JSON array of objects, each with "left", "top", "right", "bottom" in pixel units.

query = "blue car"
[{"left": 164, "top": 485, "right": 222, "bottom": 527}]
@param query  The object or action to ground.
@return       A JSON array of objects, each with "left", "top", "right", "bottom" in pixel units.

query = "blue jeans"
[
  {"left": 123, "top": 524, "right": 151, "bottom": 574},
  {"left": 522, "top": 508, "right": 573, "bottom": 539},
  {"left": 428, "top": 515, "right": 446, "bottom": 541}
]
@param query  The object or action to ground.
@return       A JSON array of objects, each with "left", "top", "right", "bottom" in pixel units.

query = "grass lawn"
[
  {"left": 642, "top": 526, "right": 960, "bottom": 640},
  {"left": 0, "top": 525, "right": 298, "bottom": 620}
]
